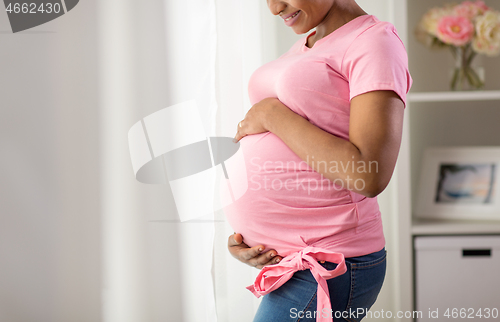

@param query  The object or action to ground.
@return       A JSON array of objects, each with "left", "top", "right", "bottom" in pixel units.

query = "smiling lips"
[{"left": 282, "top": 10, "right": 301, "bottom": 26}]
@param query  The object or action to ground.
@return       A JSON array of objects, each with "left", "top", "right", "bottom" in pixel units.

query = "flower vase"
[{"left": 450, "top": 45, "right": 485, "bottom": 91}]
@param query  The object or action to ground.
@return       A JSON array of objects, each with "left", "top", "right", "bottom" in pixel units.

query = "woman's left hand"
[{"left": 233, "top": 98, "right": 280, "bottom": 143}]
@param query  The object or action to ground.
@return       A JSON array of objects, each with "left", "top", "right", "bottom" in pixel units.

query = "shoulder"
[
  {"left": 341, "top": 17, "right": 409, "bottom": 70},
  {"left": 347, "top": 18, "right": 406, "bottom": 56},
  {"left": 341, "top": 17, "right": 412, "bottom": 105}
]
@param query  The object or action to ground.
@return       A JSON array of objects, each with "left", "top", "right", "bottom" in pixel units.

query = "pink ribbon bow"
[{"left": 246, "top": 246, "right": 347, "bottom": 322}]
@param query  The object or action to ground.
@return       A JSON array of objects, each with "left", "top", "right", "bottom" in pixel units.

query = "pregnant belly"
[{"left": 222, "top": 132, "right": 359, "bottom": 255}]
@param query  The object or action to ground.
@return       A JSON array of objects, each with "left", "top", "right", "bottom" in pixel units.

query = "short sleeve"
[{"left": 342, "top": 22, "right": 412, "bottom": 106}]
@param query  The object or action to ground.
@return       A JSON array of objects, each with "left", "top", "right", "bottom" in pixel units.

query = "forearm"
[{"left": 265, "top": 101, "right": 391, "bottom": 197}]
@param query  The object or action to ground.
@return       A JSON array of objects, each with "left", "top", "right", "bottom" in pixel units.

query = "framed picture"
[{"left": 415, "top": 147, "right": 500, "bottom": 221}]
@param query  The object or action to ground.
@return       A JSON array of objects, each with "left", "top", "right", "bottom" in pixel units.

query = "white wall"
[
  {"left": 1, "top": 0, "right": 186, "bottom": 321},
  {"left": 0, "top": 1, "right": 101, "bottom": 321}
]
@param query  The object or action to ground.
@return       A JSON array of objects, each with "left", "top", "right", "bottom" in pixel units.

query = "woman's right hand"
[{"left": 228, "top": 233, "right": 282, "bottom": 269}]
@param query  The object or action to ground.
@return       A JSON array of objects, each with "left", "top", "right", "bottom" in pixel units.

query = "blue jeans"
[{"left": 253, "top": 248, "right": 387, "bottom": 322}]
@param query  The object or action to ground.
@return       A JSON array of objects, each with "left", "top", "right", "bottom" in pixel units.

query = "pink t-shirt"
[{"left": 224, "top": 15, "right": 412, "bottom": 259}]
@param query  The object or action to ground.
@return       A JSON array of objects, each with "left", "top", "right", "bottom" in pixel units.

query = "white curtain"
[
  {"left": 99, "top": 0, "right": 277, "bottom": 321},
  {"left": 213, "top": 1, "right": 277, "bottom": 321}
]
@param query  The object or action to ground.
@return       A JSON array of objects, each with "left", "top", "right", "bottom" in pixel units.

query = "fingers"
[
  {"left": 228, "top": 233, "right": 245, "bottom": 247},
  {"left": 240, "top": 244, "right": 267, "bottom": 261},
  {"left": 238, "top": 246, "right": 280, "bottom": 267},
  {"left": 227, "top": 233, "right": 282, "bottom": 269},
  {"left": 233, "top": 232, "right": 243, "bottom": 244},
  {"left": 228, "top": 233, "right": 261, "bottom": 258},
  {"left": 253, "top": 251, "right": 282, "bottom": 269},
  {"left": 233, "top": 121, "right": 245, "bottom": 143}
]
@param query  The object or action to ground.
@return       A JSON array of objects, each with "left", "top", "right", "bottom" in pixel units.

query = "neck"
[{"left": 314, "top": 0, "right": 367, "bottom": 41}]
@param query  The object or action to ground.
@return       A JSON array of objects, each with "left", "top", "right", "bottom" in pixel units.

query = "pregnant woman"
[{"left": 224, "top": 0, "right": 412, "bottom": 321}]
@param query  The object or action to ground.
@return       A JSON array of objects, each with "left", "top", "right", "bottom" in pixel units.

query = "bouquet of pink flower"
[
  {"left": 416, "top": 1, "right": 500, "bottom": 90},
  {"left": 416, "top": 0, "right": 500, "bottom": 56}
]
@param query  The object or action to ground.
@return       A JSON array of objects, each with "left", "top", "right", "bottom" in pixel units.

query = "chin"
[{"left": 291, "top": 26, "right": 312, "bottom": 35}]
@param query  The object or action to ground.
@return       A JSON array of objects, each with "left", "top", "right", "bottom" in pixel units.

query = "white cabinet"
[
  {"left": 390, "top": 0, "right": 500, "bottom": 319},
  {"left": 415, "top": 236, "right": 500, "bottom": 321}
]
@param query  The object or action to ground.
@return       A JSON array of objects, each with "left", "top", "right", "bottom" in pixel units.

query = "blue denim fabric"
[{"left": 252, "top": 248, "right": 387, "bottom": 322}]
